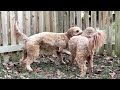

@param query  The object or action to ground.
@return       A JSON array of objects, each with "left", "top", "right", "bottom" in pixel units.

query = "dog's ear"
[{"left": 66, "top": 28, "right": 73, "bottom": 38}]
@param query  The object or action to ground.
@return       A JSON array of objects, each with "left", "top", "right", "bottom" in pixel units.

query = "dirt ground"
[{"left": 0, "top": 53, "right": 120, "bottom": 79}]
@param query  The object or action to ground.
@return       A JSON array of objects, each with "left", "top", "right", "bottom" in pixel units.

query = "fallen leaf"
[
  {"left": 20, "top": 75, "right": 26, "bottom": 79},
  {"left": 56, "top": 69, "right": 66, "bottom": 78},
  {"left": 105, "top": 57, "right": 113, "bottom": 60},
  {"left": 101, "top": 65, "right": 105, "bottom": 69},
  {"left": 71, "top": 67, "right": 77, "bottom": 71},
  {"left": 8, "top": 61, "right": 14, "bottom": 67},
  {"left": 94, "top": 69, "right": 103, "bottom": 74},
  {"left": 34, "top": 67, "right": 41, "bottom": 73},
  {"left": 109, "top": 72, "right": 116, "bottom": 79}
]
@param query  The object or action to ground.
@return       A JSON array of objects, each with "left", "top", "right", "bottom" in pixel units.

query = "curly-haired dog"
[
  {"left": 14, "top": 22, "right": 82, "bottom": 71},
  {"left": 68, "top": 29, "right": 106, "bottom": 78}
]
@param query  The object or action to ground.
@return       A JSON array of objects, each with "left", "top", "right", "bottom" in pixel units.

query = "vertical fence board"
[
  {"left": 76, "top": 11, "right": 82, "bottom": 29},
  {"left": 39, "top": 11, "right": 44, "bottom": 32},
  {"left": 91, "top": 11, "right": 96, "bottom": 29},
  {"left": 58, "top": 11, "right": 64, "bottom": 33},
  {"left": 98, "top": 11, "right": 105, "bottom": 54},
  {"left": 85, "top": 11, "right": 89, "bottom": 28},
  {"left": 25, "top": 11, "right": 31, "bottom": 36},
  {"left": 10, "top": 11, "right": 16, "bottom": 45},
  {"left": 62, "top": 11, "right": 70, "bottom": 32},
  {"left": 32, "top": 11, "right": 37, "bottom": 34},
  {"left": 106, "top": 11, "right": 112, "bottom": 56},
  {"left": 50, "top": 11, "right": 57, "bottom": 32},
  {"left": 63, "top": 11, "right": 67, "bottom": 32},
  {"left": 0, "top": 12, "right": 2, "bottom": 46},
  {"left": 17, "top": 11, "right": 23, "bottom": 44},
  {"left": 70, "top": 11, "right": 75, "bottom": 27},
  {"left": 1, "top": 11, "right": 10, "bottom": 64},
  {"left": 115, "top": 11, "right": 120, "bottom": 57},
  {"left": 44, "top": 11, "right": 50, "bottom": 32}
]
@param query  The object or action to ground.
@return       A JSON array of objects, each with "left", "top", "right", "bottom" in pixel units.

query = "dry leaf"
[
  {"left": 34, "top": 67, "right": 41, "bottom": 73},
  {"left": 95, "top": 69, "right": 102, "bottom": 74},
  {"left": 109, "top": 72, "right": 115, "bottom": 79}
]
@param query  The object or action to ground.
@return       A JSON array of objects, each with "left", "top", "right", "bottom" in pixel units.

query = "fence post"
[
  {"left": 1, "top": 11, "right": 10, "bottom": 64},
  {"left": 58, "top": 11, "right": 64, "bottom": 33},
  {"left": 106, "top": 11, "right": 112, "bottom": 56},
  {"left": 76, "top": 11, "right": 82, "bottom": 29},
  {"left": 115, "top": 11, "right": 120, "bottom": 57},
  {"left": 32, "top": 11, "right": 37, "bottom": 34},
  {"left": 50, "top": 11, "right": 57, "bottom": 32},
  {"left": 39, "top": 11, "right": 44, "bottom": 32},
  {"left": 85, "top": 11, "right": 89, "bottom": 28},
  {"left": 0, "top": 12, "right": 2, "bottom": 46},
  {"left": 25, "top": 11, "right": 31, "bottom": 36},
  {"left": 17, "top": 11, "right": 23, "bottom": 44},
  {"left": 91, "top": 11, "right": 96, "bottom": 29},
  {"left": 70, "top": 11, "right": 75, "bottom": 27}
]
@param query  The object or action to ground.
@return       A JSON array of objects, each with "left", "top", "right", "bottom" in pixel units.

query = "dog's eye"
[{"left": 76, "top": 30, "right": 79, "bottom": 33}]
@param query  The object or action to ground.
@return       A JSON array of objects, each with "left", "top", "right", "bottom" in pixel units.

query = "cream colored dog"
[{"left": 15, "top": 22, "right": 83, "bottom": 71}]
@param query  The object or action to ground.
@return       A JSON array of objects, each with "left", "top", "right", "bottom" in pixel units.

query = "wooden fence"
[{"left": 0, "top": 11, "right": 120, "bottom": 63}]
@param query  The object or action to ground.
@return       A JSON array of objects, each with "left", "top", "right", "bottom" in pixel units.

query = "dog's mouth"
[{"left": 78, "top": 32, "right": 83, "bottom": 35}]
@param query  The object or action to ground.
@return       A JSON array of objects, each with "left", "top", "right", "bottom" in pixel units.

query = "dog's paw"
[{"left": 26, "top": 65, "right": 33, "bottom": 72}]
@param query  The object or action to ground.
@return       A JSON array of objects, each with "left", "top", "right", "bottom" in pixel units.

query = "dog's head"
[
  {"left": 66, "top": 26, "right": 83, "bottom": 38},
  {"left": 82, "top": 27, "right": 96, "bottom": 36}
]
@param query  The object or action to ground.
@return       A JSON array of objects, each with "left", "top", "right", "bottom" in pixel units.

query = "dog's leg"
[
  {"left": 87, "top": 55, "right": 94, "bottom": 79},
  {"left": 24, "top": 45, "right": 40, "bottom": 72},
  {"left": 69, "top": 54, "right": 75, "bottom": 66},
  {"left": 22, "top": 56, "right": 34, "bottom": 71},
  {"left": 62, "top": 49, "right": 71, "bottom": 55},
  {"left": 56, "top": 51, "right": 66, "bottom": 65},
  {"left": 77, "top": 60, "right": 87, "bottom": 78},
  {"left": 56, "top": 47, "right": 66, "bottom": 64},
  {"left": 75, "top": 52, "right": 87, "bottom": 78}
]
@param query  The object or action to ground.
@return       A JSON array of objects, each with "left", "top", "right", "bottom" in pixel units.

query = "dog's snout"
[{"left": 78, "top": 31, "right": 83, "bottom": 35}]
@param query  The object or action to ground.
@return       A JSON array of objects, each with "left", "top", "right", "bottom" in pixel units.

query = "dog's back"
[{"left": 68, "top": 35, "right": 89, "bottom": 58}]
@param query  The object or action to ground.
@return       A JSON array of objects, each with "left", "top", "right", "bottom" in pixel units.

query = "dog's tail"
[
  {"left": 88, "top": 30, "right": 106, "bottom": 51},
  {"left": 14, "top": 21, "right": 29, "bottom": 41}
]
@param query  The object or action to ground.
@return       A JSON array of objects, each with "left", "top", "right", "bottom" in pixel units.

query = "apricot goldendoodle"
[
  {"left": 14, "top": 22, "right": 82, "bottom": 71},
  {"left": 68, "top": 27, "right": 106, "bottom": 78}
]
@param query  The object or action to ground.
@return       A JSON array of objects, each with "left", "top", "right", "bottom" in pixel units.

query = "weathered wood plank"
[
  {"left": 66, "top": 11, "right": 70, "bottom": 31},
  {"left": 10, "top": 11, "right": 16, "bottom": 45},
  {"left": 1, "top": 11, "right": 8, "bottom": 46},
  {"left": 45, "top": 11, "right": 50, "bottom": 32},
  {"left": 1, "top": 11, "right": 10, "bottom": 63},
  {"left": 17, "top": 11, "right": 23, "bottom": 44},
  {"left": 99, "top": 11, "right": 102, "bottom": 29},
  {"left": 0, "top": 45, "right": 24, "bottom": 53},
  {"left": 115, "top": 11, "right": 120, "bottom": 57},
  {"left": 32, "top": 11, "right": 37, "bottom": 34},
  {"left": 50, "top": 11, "right": 57, "bottom": 32},
  {"left": 0, "top": 12, "right": 2, "bottom": 46},
  {"left": 38, "top": 11, "right": 44, "bottom": 32},
  {"left": 55, "top": 11, "right": 59, "bottom": 33},
  {"left": 58, "top": 11, "right": 64, "bottom": 33},
  {"left": 76, "top": 11, "right": 82, "bottom": 29},
  {"left": 70, "top": 11, "right": 75, "bottom": 27},
  {"left": 106, "top": 11, "right": 112, "bottom": 56},
  {"left": 98, "top": 11, "right": 104, "bottom": 54},
  {"left": 91, "top": 11, "right": 96, "bottom": 29},
  {"left": 25, "top": 11, "right": 31, "bottom": 36},
  {"left": 85, "top": 11, "right": 89, "bottom": 28},
  {"left": 63, "top": 11, "right": 68, "bottom": 32}
]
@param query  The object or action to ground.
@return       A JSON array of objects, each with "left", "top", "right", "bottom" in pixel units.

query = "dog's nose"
[{"left": 78, "top": 32, "right": 83, "bottom": 35}]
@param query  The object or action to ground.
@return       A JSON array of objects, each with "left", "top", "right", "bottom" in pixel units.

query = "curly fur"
[
  {"left": 68, "top": 29, "right": 106, "bottom": 78},
  {"left": 14, "top": 21, "right": 82, "bottom": 71}
]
